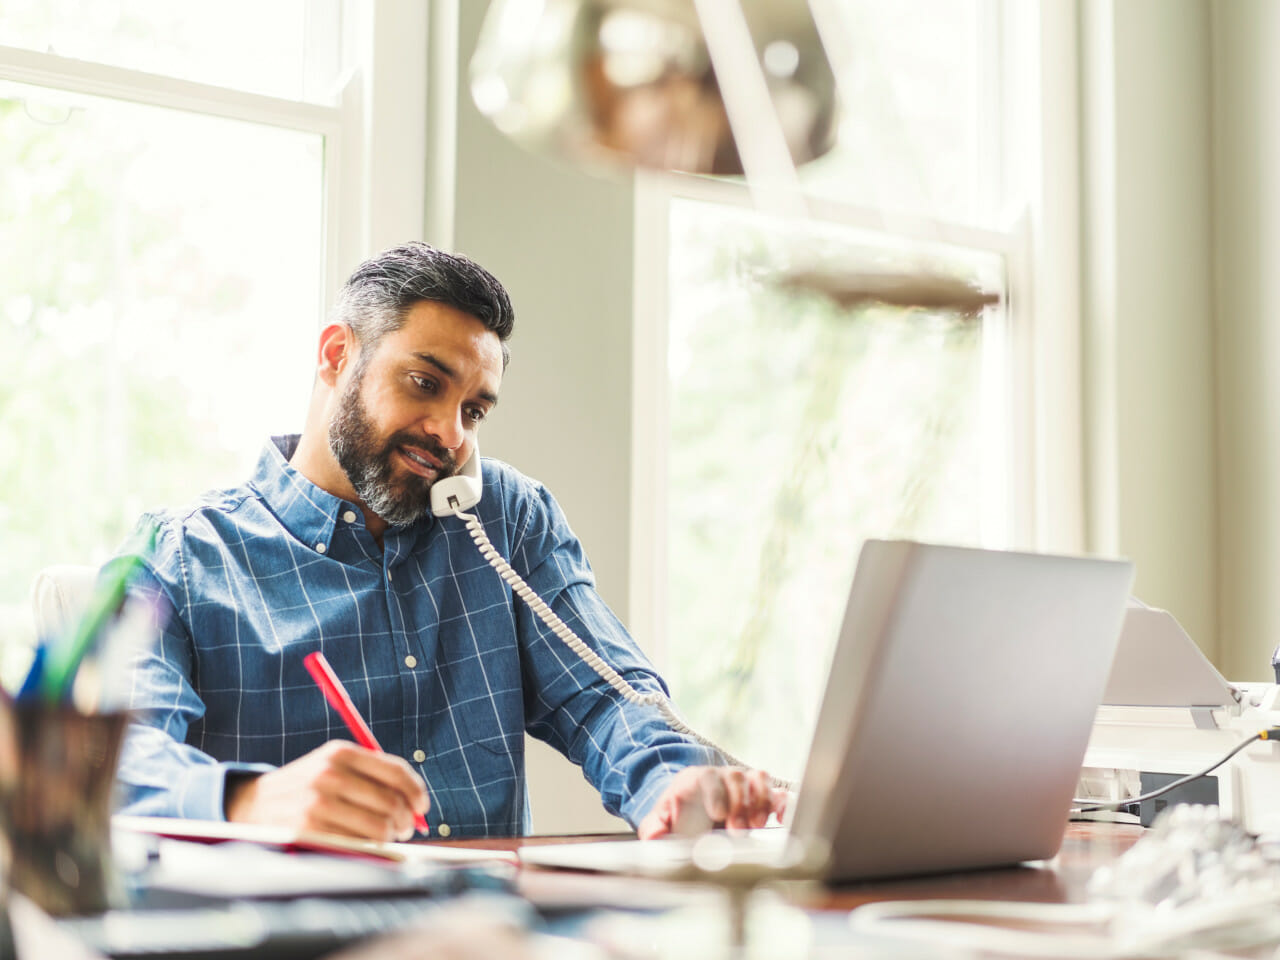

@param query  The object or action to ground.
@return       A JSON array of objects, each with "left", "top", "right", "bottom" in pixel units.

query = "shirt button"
[
  {"left": 437, "top": 823, "right": 451, "bottom": 838},
  {"left": 387, "top": 570, "right": 394, "bottom": 582},
  {"left": 412, "top": 749, "right": 426, "bottom": 763},
  {"left": 316, "top": 542, "right": 327, "bottom": 554},
  {"left": 342, "top": 510, "right": 357, "bottom": 523},
  {"left": 404, "top": 655, "right": 418, "bottom": 669}
]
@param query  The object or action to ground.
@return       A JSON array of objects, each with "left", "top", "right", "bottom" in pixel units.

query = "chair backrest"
[{"left": 29, "top": 564, "right": 100, "bottom": 640}]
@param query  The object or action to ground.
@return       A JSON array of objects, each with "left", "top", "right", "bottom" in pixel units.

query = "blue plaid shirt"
[{"left": 114, "top": 435, "right": 714, "bottom": 837}]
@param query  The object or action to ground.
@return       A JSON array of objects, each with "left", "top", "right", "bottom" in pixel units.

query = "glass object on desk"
[
  {"left": 1088, "top": 804, "right": 1278, "bottom": 911},
  {"left": 0, "top": 696, "right": 128, "bottom": 916}
]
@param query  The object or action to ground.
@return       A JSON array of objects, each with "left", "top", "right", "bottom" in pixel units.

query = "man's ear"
[{"left": 317, "top": 323, "right": 356, "bottom": 387}]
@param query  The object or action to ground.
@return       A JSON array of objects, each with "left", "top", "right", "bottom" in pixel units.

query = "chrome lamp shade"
[{"left": 469, "top": 0, "right": 839, "bottom": 176}]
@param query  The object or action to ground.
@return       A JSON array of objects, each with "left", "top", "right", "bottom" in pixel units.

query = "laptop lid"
[
  {"left": 790, "top": 540, "right": 1133, "bottom": 882},
  {"left": 1101, "top": 604, "right": 1236, "bottom": 708}
]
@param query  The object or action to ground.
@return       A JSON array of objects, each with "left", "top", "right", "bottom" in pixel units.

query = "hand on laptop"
[
  {"left": 637, "top": 766, "right": 787, "bottom": 839},
  {"left": 224, "top": 740, "right": 430, "bottom": 842}
]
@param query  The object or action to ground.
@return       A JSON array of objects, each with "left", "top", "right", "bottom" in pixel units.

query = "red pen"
[{"left": 303, "top": 651, "right": 430, "bottom": 835}]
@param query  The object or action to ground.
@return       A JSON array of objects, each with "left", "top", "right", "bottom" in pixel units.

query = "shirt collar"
[
  {"left": 250, "top": 435, "right": 435, "bottom": 556},
  {"left": 250, "top": 435, "right": 349, "bottom": 554}
]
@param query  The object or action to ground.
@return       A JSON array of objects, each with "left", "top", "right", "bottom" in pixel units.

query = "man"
[{"left": 114, "top": 242, "right": 782, "bottom": 842}]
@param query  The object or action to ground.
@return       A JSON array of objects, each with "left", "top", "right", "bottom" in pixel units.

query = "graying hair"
[{"left": 331, "top": 242, "right": 515, "bottom": 367}]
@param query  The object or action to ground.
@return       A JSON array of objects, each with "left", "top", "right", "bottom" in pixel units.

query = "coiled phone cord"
[{"left": 455, "top": 508, "right": 794, "bottom": 791}]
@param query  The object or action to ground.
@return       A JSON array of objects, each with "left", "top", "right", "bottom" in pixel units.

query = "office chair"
[{"left": 29, "top": 564, "right": 98, "bottom": 641}]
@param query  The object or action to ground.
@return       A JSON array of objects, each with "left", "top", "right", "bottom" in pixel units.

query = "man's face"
[{"left": 328, "top": 301, "right": 503, "bottom": 526}]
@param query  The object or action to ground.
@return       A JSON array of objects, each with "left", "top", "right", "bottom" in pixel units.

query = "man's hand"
[
  {"left": 636, "top": 766, "right": 788, "bottom": 839},
  {"left": 224, "top": 740, "right": 430, "bottom": 842}
]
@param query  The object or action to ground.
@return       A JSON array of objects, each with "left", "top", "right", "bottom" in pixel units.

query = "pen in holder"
[
  {"left": 0, "top": 694, "right": 128, "bottom": 916},
  {"left": 2, "top": 525, "right": 158, "bottom": 918}
]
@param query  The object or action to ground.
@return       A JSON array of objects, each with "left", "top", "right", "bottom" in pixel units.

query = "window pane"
[
  {"left": 0, "top": 0, "right": 342, "bottom": 104},
  {"left": 664, "top": 197, "right": 1006, "bottom": 779},
  {"left": 799, "top": 0, "right": 997, "bottom": 225},
  {"left": 0, "top": 81, "right": 323, "bottom": 682}
]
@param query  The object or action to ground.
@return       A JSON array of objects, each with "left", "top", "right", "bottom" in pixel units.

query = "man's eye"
[
  {"left": 465, "top": 407, "right": 487, "bottom": 424},
  {"left": 410, "top": 375, "right": 437, "bottom": 393}
]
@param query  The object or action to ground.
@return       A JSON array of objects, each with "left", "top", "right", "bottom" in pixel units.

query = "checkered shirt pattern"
[{"left": 113, "top": 436, "right": 715, "bottom": 837}]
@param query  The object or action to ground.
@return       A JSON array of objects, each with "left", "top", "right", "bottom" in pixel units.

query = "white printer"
[{"left": 1078, "top": 601, "right": 1280, "bottom": 835}]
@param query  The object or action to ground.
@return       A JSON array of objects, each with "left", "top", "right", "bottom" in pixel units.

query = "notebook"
[
  {"left": 521, "top": 539, "right": 1134, "bottom": 883},
  {"left": 112, "top": 815, "right": 518, "bottom": 865}
]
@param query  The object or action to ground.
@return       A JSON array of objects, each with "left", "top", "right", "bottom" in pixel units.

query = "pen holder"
[{"left": 0, "top": 695, "right": 128, "bottom": 916}]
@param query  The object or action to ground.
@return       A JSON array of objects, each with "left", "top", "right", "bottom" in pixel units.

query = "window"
[
  {"left": 0, "top": 1, "right": 342, "bottom": 103},
  {"left": 632, "top": 0, "right": 1037, "bottom": 779},
  {"left": 0, "top": 3, "right": 425, "bottom": 686}
]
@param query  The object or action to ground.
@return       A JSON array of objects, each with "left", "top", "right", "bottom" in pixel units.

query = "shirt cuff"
[
  {"left": 626, "top": 765, "right": 681, "bottom": 827},
  {"left": 621, "top": 742, "right": 722, "bottom": 828},
  {"left": 174, "top": 761, "right": 274, "bottom": 822}
]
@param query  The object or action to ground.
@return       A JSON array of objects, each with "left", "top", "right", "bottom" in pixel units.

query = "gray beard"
[{"left": 328, "top": 372, "right": 452, "bottom": 527}]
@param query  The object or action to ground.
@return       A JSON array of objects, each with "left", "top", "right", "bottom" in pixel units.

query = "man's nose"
[{"left": 424, "top": 405, "right": 465, "bottom": 451}]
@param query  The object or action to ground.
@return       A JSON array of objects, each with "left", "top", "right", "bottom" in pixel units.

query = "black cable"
[{"left": 1074, "top": 727, "right": 1280, "bottom": 814}]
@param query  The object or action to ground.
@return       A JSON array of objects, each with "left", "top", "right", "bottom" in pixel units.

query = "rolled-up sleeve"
[{"left": 113, "top": 518, "right": 271, "bottom": 821}]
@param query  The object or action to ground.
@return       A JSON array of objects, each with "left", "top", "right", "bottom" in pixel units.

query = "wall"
[
  {"left": 1079, "top": 0, "right": 1280, "bottom": 680},
  {"left": 1079, "top": 0, "right": 1220, "bottom": 663},
  {"left": 1211, "top": 0, "right": 1280, "bottom": 679}
]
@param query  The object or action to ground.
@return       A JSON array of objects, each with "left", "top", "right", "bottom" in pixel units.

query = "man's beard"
[{"left": 328, "top": 369, "right": 458, "bottom": 527}]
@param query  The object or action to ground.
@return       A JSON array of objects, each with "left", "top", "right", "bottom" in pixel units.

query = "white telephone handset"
[
  {"left": 430, "top": 449, "right": 482, "bottom": 516},
  {"left": 435, "top": 444, "right": 785, "bottom": 786}
]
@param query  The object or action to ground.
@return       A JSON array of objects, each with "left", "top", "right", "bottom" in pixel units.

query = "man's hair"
[{"left": 332, "top": 242, "right": 515, "bottom": 366}]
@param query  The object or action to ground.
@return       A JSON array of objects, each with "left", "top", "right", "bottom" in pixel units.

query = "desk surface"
[
  {"left": 432, "top": 820, "right": 1146, "bottom": 912},
  {"left": 30, "top": 822, "right": 1148, "bottom": 960},
  {"left": 381, "top": 822, "right": 1153, "bottom": 960}
]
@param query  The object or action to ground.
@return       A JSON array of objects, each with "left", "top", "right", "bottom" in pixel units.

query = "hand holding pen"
[
  {"left": 304, "top": 652, "right": 430, "bottom": 835},
  {"left": 223, "top": 738, "right": 431, "bottom": 842},
  {"left": 223, "top": 653, "right": 430, "bottom": 841}
]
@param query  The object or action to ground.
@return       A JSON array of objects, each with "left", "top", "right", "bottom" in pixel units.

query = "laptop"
[
  {"left": 1102, "top": 602, "right": 1238, "bottom": 708},
  {"left": 521, "top": 539, "right": 1134, "bottom": 883}
]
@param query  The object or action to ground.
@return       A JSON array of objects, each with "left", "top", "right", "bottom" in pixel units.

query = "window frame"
[{"left": 0, "top": 0, "right": 429, "bottom": 317}]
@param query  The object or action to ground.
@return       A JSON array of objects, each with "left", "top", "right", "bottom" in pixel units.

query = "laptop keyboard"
[{"left": 518, "top": 827, "right": 815, "bottom": 878}]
